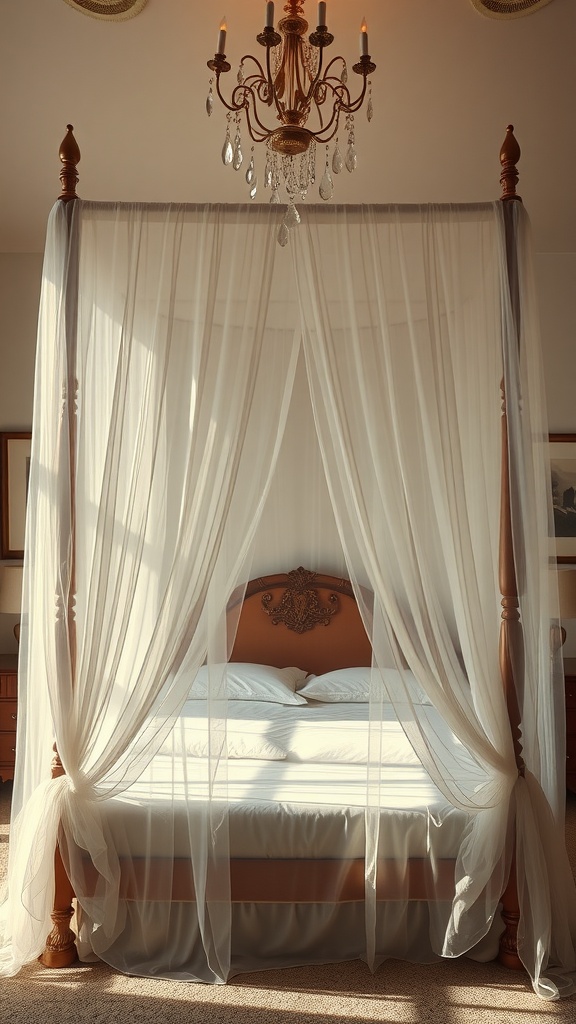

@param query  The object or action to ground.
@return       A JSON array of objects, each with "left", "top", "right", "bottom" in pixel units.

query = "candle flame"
[
  {"left": 220, "top": 16, "right": 227, "bottom": 31},
  {"left": 361, "top": 17, "right": 367, "bottom": 32}
]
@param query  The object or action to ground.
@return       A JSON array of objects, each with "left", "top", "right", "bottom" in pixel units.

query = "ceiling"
[{"left": 1, "top": 0, "right": 575, "bottom": 254}]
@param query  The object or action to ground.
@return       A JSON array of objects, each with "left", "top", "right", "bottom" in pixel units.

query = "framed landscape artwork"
[
  {"left": 549, "top": 433, "right": 576, "bottom": 564},
  {"left": 0, "top": 431, "right": 32, "bottom": 559}
]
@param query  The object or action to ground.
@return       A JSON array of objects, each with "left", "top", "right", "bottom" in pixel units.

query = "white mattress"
[{"left": 102, "top": 700, "right": 486, "bottom": 861}]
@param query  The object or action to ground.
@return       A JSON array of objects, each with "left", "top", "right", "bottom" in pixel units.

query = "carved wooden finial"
[
  {"left": 499, "top": 125, "right": 522, "bottom": 203},
  {"left": 59, "top": 124, "right": 80, "bottom": 202}
]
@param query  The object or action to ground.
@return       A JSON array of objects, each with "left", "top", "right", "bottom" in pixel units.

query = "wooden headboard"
[{"left": 229, "top": 567, "right": 372, "bottom": 675}]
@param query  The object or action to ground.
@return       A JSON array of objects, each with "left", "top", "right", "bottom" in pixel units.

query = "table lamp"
[{"left": 0, "top": 564, "right": 23, "bottom": 644}]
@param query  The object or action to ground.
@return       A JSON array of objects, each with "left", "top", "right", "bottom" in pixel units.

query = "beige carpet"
[{"left": 1, "top": 782, "right": 575, "bottom": 1023}]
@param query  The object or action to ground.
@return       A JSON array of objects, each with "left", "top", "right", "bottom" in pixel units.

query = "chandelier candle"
[
  {"left": 360, "top": 18, "right": 368, "bottom": 56},
  {"left": 206, "top": 0, "right": 376, "bottom": 244},
  {"left": 217, "top": 18, "right": 227, "bottom": 56}
]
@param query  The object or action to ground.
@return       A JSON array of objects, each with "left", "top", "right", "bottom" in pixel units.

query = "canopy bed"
[{"left": 1, "top": 124, "right": 576, "bottom": 1000}]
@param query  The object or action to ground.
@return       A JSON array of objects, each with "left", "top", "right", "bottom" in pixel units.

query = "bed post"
[
  {"left": 39, "top": 748, "right": 77, "bottom": 967},
  {"left": 58, "top": 124, "right": 80, "bottom": 202},
  {"left": 496, "top": 125, "right": 525, "bottom": 973},
  {"left": 39, "top": 126, "right": 81, "bottom": 969}
]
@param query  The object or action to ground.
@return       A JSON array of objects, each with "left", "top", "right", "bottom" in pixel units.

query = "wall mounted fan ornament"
[
  {"left": 470, "top": 0, "right": 554, "bottom": 17},
  {"left": 62, "top": 0, "right": 148, "bottom": 20}
]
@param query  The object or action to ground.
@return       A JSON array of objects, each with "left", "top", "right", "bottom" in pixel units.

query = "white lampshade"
[
  {"left": 557, "top": 569, "right": 576, "bottom": 620},
  {"left": 0, "top": 564, "right": 23, "bottom": 614}
]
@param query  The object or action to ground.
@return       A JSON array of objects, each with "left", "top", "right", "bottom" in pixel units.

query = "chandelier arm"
[
  {"left": 228, "top": 78, "right": 283, "bottom": 140},
  {"left": 332, "top": 75, "right": 369, "bottom": 115},
  {"left": 238, "top": 92, "right": 279, "bottom": 140},
  {"left": 239, "top": 76, "right": 276, "bottom": 110},
  {"left": 213, "top": 73, "right": 248, "bottom": 115},
  {"left": 307, "top": 78, "right": 363, "bottom": 140},
  {"left": 308, "top": 103, "right": 341, "bottom": 142},
  {"left": 322, "top": 55, "right": 347, "bottom": 79},
  {"left": 318, "top": 54, "right": 373, "bottom": 115},
  {"left": 239, "top": 53, "right": 268, "bottom": 80},
  {"left": 316, "top": 77, "right": 351, "bottom": 107},
  {"left": 229, "top": 85, "right": 253, "bottom": 113},
  {"left": 215, "top": 55, "right": 272, "bottom": 118},
  {"left": 243, "top": 107, "right": 272, "bottom": 144},
  {"left": 311, "top": 78, "right": 350, "bottom": 133}
]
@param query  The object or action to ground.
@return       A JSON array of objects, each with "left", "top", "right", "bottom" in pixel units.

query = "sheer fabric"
[
  {"left": 1, "top": 201, "right": 301, "bottom": 981},
  {"left": 293, "top": 203, "right": 576, "bottom": 995},
  {"left": 1, "top": 199, "right": 574, "bottom": 997}
]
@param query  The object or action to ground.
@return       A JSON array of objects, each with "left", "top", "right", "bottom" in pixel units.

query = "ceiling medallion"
[
  {"left": 469, "top": 0, "right": 554, "bottom": 17},
  {"left": 62, "top": 0, "right": 148, "bottom": 20}
]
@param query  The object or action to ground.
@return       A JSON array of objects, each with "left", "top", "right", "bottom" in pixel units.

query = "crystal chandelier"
[{"left": 206, "top": 2, "right": 376, "bottom": 244}]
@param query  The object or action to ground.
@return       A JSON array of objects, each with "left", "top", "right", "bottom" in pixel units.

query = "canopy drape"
[{"left": 1, "top": 198, "right": 575, "bottom": 998}]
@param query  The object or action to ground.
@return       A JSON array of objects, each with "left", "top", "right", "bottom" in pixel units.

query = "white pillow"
[
  {"left": 190, "top": 663, "right": 308, "bottom": 705},
  {"left": 297, "top": 667, "right": 370, "bottom": 702},
  {"left": 298, "top": 667, "right": 431, "bottom": 704}
]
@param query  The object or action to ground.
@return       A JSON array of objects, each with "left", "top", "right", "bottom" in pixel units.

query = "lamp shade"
[
  {"left": 558, "top": 569, "right": 576, "bottom": 620},
  {"left": 0, "top": 564, "right": 23, "bottom": 614}
]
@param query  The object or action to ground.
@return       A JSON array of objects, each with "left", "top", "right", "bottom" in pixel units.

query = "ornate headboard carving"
[
  {"left": 261, "top": 567, "right": 339, "bottom": 634},
  {"left": 229, "top": 568, "right": 372, "bottom": 675}
]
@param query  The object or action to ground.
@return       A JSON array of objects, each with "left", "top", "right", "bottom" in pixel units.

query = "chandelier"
[{"left": 206, "top": 2, "right": 376, "bottom": 244}]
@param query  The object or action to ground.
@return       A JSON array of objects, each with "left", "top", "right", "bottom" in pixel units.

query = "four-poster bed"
[{"left": 1, "top": 124, "right": 575, "bottom": 999}]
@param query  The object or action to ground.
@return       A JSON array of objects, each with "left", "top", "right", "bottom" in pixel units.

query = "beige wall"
[
  {"left": 0, "top": 249, "right": 575, "bottom": 653},
  {"left": 535, "top": 254, "right": 576, "bottom": 430},
  {"left": 0, "top": 254, "right": 41, "bottom": 428}
]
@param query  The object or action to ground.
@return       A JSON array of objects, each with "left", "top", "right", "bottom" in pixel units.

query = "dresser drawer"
[
  {"left": 0, "top": 658, "right": 18, "bottom": 781},
  {"left": 0, "top": 673, "right": 17, "bottom": 699},
  {"left": 0, "top": 732, "right": 17, "bottom": 763},
  {"left": 0, "top": 699, "right": 17, "bottom": 730}
]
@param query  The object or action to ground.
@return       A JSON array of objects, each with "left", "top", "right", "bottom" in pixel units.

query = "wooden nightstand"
[
  {"left": 0, "top": 653, "right": 18, "bottom": 783},
  {"left": 564, "top": 657, "right": 576, "bottom": 794}
]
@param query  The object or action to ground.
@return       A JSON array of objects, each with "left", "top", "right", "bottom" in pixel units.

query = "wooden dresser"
[
  {"left": 0, "top": 653, "right": 18, "bottom": 783},
  {"left": 565, "top": 657, "right": 576, "bottom": 794}
]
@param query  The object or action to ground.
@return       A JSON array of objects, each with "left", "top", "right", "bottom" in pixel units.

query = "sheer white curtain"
[
  {"left": 0, "top": 200, "right": 300, "bottom": 980},
  {"left": 293, "top": 202, "right": 576, "bottom": 997},
  {"left": 1, "top": 198, "right": 574, "bottom": 998}
]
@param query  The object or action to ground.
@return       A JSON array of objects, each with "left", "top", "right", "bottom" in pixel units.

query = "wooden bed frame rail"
[{"left": 38, "top": 125, "right": 525, "bottom": 973}]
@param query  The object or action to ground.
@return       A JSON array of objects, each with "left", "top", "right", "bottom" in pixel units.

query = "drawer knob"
[{"left": 11, "top": 713, "right": 17, "bottom": 721}]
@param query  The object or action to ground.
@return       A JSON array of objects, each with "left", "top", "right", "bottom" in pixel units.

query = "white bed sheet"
[
  {"left": 162, "top": 696, "right": 481, "bottom": 767},
  {"left": 77, "top": 701, "right": 497, "bottom": 978},
  {"left": 101, "top": 701, "right": 486, "bottom": 861}
]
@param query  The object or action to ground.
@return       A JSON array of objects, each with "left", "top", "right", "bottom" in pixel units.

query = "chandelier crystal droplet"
[
  {"left": 319, "top": 146, "right": 334, "bottom": 200},
  {"left": 206, "top": 1, "right": 376, "bottom": 241},
  {"left": 206, "top": 79, "right": 214, "bottom": 117}
]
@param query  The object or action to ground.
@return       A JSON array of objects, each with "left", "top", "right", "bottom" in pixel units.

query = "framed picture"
[
  {"left": 550, "top": 433, "right": 576, "bottom": 564},
  {"left": 0, "top": 431, "right": 32, "bottom": 559}
]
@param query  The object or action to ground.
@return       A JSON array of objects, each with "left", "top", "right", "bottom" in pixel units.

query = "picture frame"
[
  {"left": 549, "top": 433, "right": 576, "bottom": 564},
  {"left": 0, "top": 431, "right": 32, "bottom": 559}
]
